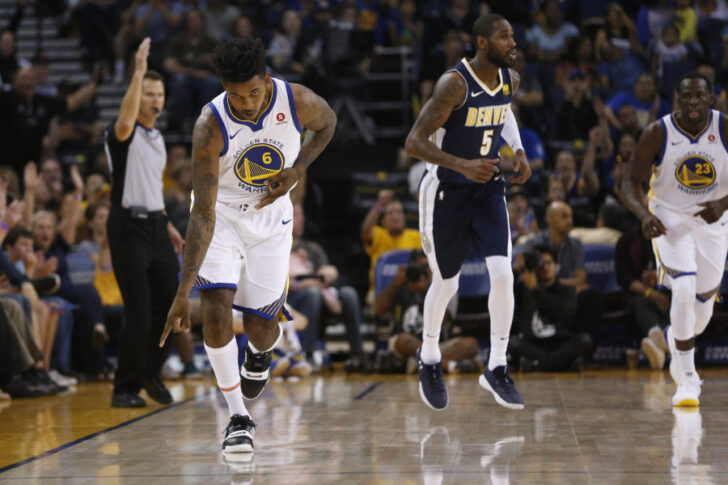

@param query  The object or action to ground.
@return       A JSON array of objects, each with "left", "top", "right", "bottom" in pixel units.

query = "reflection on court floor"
[{"left": 1, "top": 371, "right": 727, "bottom": 484}]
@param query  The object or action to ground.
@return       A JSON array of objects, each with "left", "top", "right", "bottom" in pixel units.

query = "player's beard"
[{"left": 487, "top": 50, "right": 514, "bottom": 68}]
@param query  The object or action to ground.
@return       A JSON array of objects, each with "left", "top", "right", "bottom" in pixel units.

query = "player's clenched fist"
[{"left": 456, "top": 158, "right": 500, "bottom": 183}]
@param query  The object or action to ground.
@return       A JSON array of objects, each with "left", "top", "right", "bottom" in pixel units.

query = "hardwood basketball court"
[{"left": 1, "top": 370, "right": 726, "bottom": 484}]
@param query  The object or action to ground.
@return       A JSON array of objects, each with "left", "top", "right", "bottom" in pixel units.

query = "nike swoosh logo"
[
  {"left": 671, "top": 141, "right": 682, "bottom": 145},
  {"left": 282, "top": 219, "right": 292, "bottom": 225},
  {"left": 471, "top": 91, "right": 484, "bottom": 98},
  {"left": 229, "top": 129, "right": 242, "bottom": 140}
]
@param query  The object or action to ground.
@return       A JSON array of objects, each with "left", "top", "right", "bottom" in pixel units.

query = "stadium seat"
[
  {"left": 373, "top": 249, "right": 411, "bottom": 296},
  {"left": 583, "top": 244, "right": 620, "bottom": 294},
  {"left": 373, "top": 249, "right": 491, "bottom": 298},
  {"left": 66, "top": 251, "right": 96, "bottom": 286}
]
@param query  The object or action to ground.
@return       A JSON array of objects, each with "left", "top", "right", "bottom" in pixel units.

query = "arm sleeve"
[{"left": 501, "top": 107, "right": 524, "bottom": 152}]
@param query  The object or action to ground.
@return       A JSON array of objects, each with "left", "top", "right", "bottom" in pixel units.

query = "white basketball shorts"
[
  {"left": 194, "top": 196, "right": 293, "bottom": 320},
  {"left": 650, "top": 203, "right": 728, "bottom": 301}
]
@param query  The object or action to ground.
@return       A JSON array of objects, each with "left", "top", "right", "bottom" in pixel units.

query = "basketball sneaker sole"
[{"left": 479, "top": 375, "right": 524, "bottom": 410}]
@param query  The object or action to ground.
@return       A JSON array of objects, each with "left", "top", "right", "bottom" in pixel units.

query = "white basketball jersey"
[
  {"left": 207, "top": 77, "right": 302, "bottom": 206},
  {"left": 649, "top": 110, "right": 728, "bottom": 215}
]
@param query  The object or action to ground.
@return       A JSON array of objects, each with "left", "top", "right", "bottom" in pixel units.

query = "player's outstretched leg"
[
  {"left": 418, "top": 273, "right": 459, "bottom": 410},
  {"left": 479, "top": 256, "right": 523, "bottom": 410},
  {"left": 240, "top": 313, "right": 282, "bottom": 400}
]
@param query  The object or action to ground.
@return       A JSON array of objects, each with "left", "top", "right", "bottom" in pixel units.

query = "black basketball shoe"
[
  {"left": 222, "top": 414, "right": 255, "bottom": 453},
  {"left": 479, "top": 365, "right": 524, "bottom": 410},
  {"left": 240, "top": 344, "right": 272, "bottom": 399},
  {"left": 416, "top": 347, "right": 448, "bottom": 411}
]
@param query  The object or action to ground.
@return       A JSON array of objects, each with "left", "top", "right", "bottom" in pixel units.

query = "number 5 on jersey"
[{"left": 480, "top": 129, "right": 494, "bottom": 156}]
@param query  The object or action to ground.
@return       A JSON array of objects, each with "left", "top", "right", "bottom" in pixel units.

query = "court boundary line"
[
  {"left": 353, "top": 382, "right": 381, "bottom": 400},
  {"left": 0, "top": 395, "right": 198, "bottom": 474}
]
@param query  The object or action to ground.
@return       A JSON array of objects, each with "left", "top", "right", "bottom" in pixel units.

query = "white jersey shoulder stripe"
[{"left": 283, "top": 81, "right": 303, "bottom": 133}]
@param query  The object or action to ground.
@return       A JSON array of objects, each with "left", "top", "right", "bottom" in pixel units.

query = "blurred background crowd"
[{"left": 3, "top": 0, "right": 728, "bottom": 400}]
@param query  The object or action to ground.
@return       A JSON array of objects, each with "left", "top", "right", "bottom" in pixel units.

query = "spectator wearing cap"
[
  {"left": 604, "top": 73, "right": 669, "bottom": 132},
  {"left": 556, "top": 69, "right": 598, "bottom": 142}
]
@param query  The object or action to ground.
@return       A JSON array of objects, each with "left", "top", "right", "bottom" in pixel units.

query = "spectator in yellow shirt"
[{"left": 361, "top": 189, "right": 421, "bottom": 301}]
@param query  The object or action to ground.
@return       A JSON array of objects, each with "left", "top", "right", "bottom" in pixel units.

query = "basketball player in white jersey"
[
  {"left": 622, "top": 72, "right": 728, "bottom": 407},
  {"left": 160, "top": 38, "right": 336, "bottom": 453}
]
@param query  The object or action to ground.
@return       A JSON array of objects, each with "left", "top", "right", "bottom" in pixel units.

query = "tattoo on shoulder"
[
  {"left": 192, "top": 108, "right": 215, "bottom": 151},
  {"left": 432, "top": 73, "right": 466, "bottom": 109}
]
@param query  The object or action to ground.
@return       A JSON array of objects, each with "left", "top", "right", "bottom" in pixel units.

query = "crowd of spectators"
[{"left": 7, "top": 0, "right": 728, "bottom": 401}]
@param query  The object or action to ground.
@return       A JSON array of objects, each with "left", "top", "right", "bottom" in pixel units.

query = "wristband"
[
  {"left": 0, "top": 222, "right": 9, "bottom": 231},
  {"left": 73, "top": 192, "right": 83, "bottom": 201},
  {"left": 644, "top": 288, "right": 652, "bottom": 298}
]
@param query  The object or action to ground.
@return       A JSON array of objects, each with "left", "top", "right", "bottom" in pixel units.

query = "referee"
[{"left": 106, "top": 38, "right": 184, "bottom": 408}]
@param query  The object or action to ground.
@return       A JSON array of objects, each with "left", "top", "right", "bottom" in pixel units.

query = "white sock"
[
  {"left": 677, "top": 348, "right": 696, "bottom": 377},
  {"left": 421, "top": 273, "right": 459, "bottom": 364},
  {"left": 205, "top": 337, "right": 248, "bottom": 417},
  {"left": 248, "top": 324, "right": 282, "bottom": 354},
  {"left": 485, "top": 256, "right": 514, "bottom": 370},
  {"left": 489, "top": 334, "right": 509, "bottom": 370}
]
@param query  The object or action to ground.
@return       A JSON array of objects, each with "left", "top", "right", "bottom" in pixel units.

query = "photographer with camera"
[
  {"left": 510, "top": 245, "right": 593, "bottom": 372},
  {"left": 375, "top": 250, "right": 479, "bottom": 374}
]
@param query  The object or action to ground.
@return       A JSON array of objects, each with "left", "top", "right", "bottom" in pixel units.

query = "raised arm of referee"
[{"left": 106, "top": 38, "right": 185, "bottom": 408}]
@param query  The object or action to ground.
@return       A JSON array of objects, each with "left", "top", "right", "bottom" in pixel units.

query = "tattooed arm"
[
  {"left": 405, "top": 72, "right": 500, "bottom": 183},
  {"left": 255, "top": 83, "right": 336, "bottom": 209},
  {"left": 160, "top": 106, "right": 222, "bottom": 345}
]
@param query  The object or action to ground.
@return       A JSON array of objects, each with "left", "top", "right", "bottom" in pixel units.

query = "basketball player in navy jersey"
[
  {"left": 405, "top": 14, "right": 531, "bottom": 411},
  {"left": 160, "top": 38, "right": 336, "bottom": 453}
]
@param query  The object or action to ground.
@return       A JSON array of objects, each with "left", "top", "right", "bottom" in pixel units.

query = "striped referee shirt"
[{"left": 104, "top": 121, "right": 166, "bottom": 211}]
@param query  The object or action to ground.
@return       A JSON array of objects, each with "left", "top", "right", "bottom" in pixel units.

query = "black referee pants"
[{"left": 108, "top": 207, "right": 179, "bottom": 394}]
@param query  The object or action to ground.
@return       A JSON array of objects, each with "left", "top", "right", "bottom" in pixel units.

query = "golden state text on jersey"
[
  {"left": 425, "top": 59, "right": 513, "bottom": 185},
  {"left": 206, "top": 77, "right": 302, "bottom": 206},
  {"left": 649, "top": 110, "right": 728, "bottom": 213}
]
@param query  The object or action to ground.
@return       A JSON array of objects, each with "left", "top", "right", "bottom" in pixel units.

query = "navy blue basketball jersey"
[{"left": 427, "top": 58, "right": 513, "bottom": 185}]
